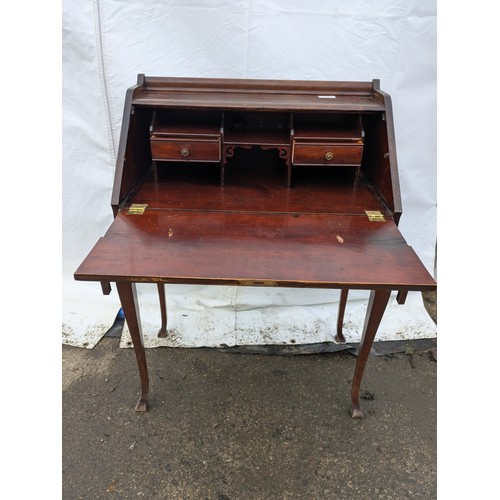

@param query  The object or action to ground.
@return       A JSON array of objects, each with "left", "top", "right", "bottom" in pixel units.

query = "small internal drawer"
[
  {"left": 292, "top": 143, "right": 363, "bottom": 166},
  {"left": 151, "top": 139, "right": 221, "bottom": 162}
]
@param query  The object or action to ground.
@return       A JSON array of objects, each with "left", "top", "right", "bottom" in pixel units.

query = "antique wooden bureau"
[{"left": 74, "top": 75, "right": 436, "bottom": 418}]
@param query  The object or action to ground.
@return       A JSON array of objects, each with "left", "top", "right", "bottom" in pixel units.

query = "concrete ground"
[{"left": 63, "top": 293, "right": 437, "bottom": 499}]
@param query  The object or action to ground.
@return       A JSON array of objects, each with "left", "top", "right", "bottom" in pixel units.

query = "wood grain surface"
[{"left": 75, "top": 209, "right": 435, "bottom": 290}]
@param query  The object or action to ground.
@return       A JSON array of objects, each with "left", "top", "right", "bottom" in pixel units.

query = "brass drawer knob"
[
  {"left": 180, "top": 147, "right": 190, "bottom": 157},
  {"left": 325, "top": 151, "right": 334, "bottom": 161}
]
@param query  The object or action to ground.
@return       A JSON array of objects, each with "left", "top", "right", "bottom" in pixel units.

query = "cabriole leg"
[
  {"left": 396, "top": 290, "right": 408, "bottom": 304},
  {"left": 116, "top": 282, "right": 149, "bottom": 412},
  {"left": 351, "top": 289, "right": 391, "bottom": 419},
  {"left": 335, "top": 288, "right": 348, "bottom": 343},
  {"left": 157, "top": 283, "right": 168, "bottom": 338}
]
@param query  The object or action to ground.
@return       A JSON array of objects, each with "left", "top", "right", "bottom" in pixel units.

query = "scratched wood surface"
[
  {"left": 132, "top": 77, "right": 384, "bottom": 112},
  {"left": 75, "top": 208, "right": 435, "bottom": 291},
  {"left": 131, "top": 154, "right": 385, "bottom": 215}
]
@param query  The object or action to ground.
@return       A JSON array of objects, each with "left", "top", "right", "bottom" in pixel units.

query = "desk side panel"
[
  {"left": 362, "top": 89, "right": 402, "bottom": 222},
  {"left": 111, "top": 75, "right": 154, "bottom": 215}
]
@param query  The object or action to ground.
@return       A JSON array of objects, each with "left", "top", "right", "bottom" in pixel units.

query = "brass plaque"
[
  {"left": 365, "top": 210, "right": 385, "bottom": 222},
  {"left": 127, "top": 204, "right": 148, "bottom": 215},
  {"left": 239, "top": 280, "right": 278, "bottom": 287}
]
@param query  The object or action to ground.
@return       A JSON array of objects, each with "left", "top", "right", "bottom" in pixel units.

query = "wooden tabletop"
[
  {"left": 74, "top": 208, "right": 435, "bottom": 291},
  {"left": 132, "top": 77, "right": 385, "bottom": 112},
  {"left": 133, "top": 92, "right": 385, "bottom": 113}
]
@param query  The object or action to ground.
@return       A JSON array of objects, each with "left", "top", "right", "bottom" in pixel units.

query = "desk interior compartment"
[
  {"left": 223, "top": 111, "right": 291, "bottom": 146},
  {"left": 150, "top": 109, "right": 223, "bottom": 160},
  {"left": 292, "top": 113, "right": 364, "bottom": 166}
]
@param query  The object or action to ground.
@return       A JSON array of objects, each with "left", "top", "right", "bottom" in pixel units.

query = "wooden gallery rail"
[{"left": 74, "top": 75, "right": 436, "bottom": 418}]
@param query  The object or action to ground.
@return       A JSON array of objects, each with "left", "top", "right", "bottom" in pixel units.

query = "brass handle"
[
  {"left": 325, "top": 151, "right": 334, "bottom": 161},
  {"left": 180, "top": 147, "right": 190, "bottom": 157}
]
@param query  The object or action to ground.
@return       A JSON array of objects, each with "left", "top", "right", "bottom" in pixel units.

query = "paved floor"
[{"left": 63, "top": 335, "right": 436, "bottom": 499}]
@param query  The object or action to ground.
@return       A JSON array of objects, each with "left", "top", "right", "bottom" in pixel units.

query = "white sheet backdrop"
[{"left": 62, "top": 0, "right": 437, "bottom": 348}]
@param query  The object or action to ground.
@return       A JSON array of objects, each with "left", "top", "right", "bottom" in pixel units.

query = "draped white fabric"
[{"left": 62, "top": 0, "right": 437, "bottom": 348}]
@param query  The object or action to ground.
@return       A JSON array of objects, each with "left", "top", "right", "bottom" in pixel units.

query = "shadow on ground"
[{"left": 63, "top": 317, "right": 437, "bottom": 498}]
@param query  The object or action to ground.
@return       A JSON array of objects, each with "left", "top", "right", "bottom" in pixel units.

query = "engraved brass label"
[
  {"left": 127, "top": 204, "right": 148, "bottom": 215},
  {"left": 365, "top": 210, "right": 385, "bottom": 222},
  {"left": 239, "top": 280, "right": 278, "bottom": 287}
]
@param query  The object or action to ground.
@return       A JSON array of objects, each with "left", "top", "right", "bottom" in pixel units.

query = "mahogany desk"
[{"left": 74, "top": 76, "right": 436, "bottom": 418}]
